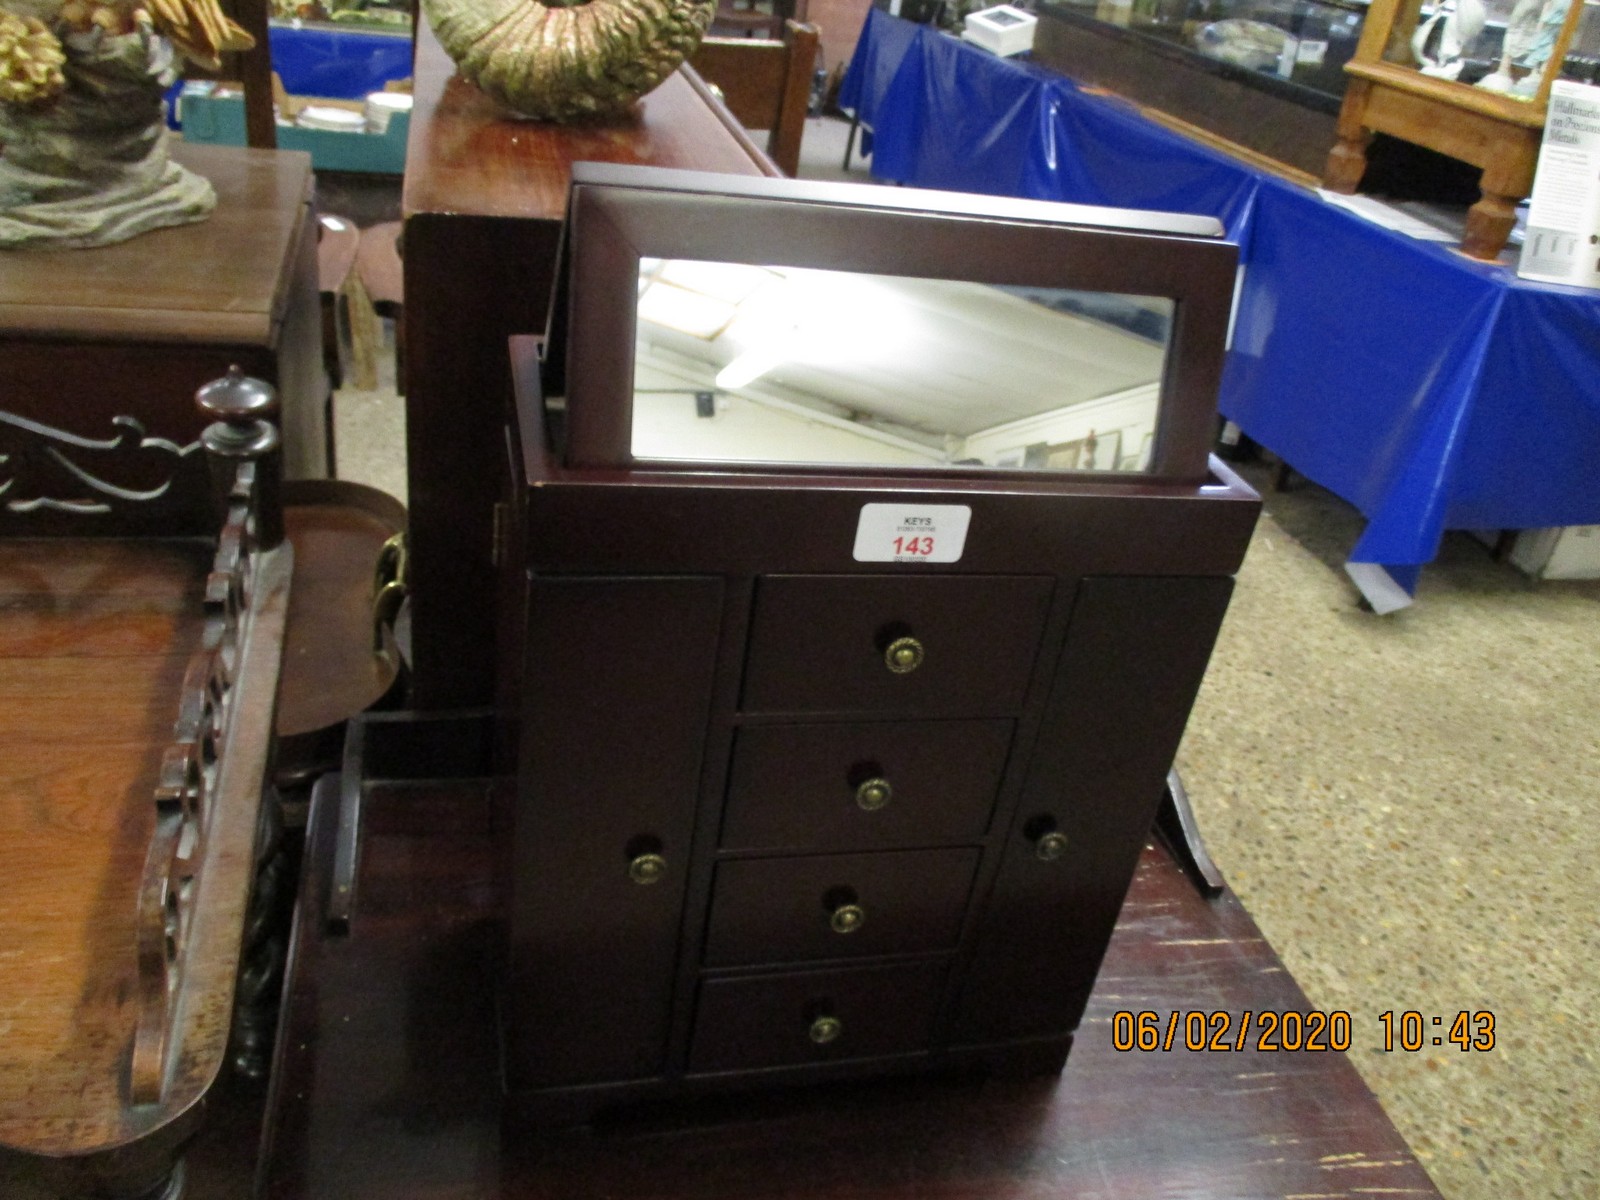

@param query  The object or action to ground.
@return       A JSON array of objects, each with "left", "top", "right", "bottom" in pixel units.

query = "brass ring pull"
[
  {"left": 372, "top": 580, "right": 407, "bottom": 652},
  {"left": 628, "top": 852, "right": 668, "bottom": 884},
  {"left": 371, "top": 532, "right": 408, "bottom": 652},
  {"left": 830, "top": 902, "right": 866, "bottom": 934},
  {"left": 374, "top": 532, "right": 408, "bottom": 594},
  {"left": 809, "top": 1015, "right": 843, "bottom": 1045},
  {"left": 1034, "top": 831, "right": 1069, "bottom": 862},
  {"left": 884, "top": 636, "right": 924, "bottom": 674},
  {"left": 855, "top": 777, "right": 893, "bottom": 812}
]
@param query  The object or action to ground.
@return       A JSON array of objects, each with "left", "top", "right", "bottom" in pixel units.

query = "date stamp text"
[{"left": 1109, "top": 1010, "right": 1496, "bottom": 1053}]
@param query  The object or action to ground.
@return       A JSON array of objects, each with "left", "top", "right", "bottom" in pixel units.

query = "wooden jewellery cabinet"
[{"left": 496, "top": 165, "right": 1262, "bottom": 1121}]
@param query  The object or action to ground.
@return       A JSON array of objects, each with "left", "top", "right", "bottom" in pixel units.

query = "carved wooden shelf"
[{"left": 0, "top": 384, "right": 291, "bottom": 1200}]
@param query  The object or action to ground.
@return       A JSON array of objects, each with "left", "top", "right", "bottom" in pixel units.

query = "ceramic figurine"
[
  {"left": 0, "top": 0, "right": 252, "bottom": 250},
  {"left": 1479, "top": 0, "right": 1569, "bottom": 94},
  {"left": 1412, "top": 0, "right": 1486, "bottom": 80}
]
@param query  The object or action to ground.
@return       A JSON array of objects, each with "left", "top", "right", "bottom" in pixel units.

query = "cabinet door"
[
  {"left": 954, "top": 575, "right": 1234, "bottom": 1043},
  {"left": 505, "top": 576, "right": 723, "bottom": 1088}
]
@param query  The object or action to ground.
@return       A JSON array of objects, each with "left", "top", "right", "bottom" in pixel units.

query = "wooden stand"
[
  {"left": 400, "top": 19, "right": 778, "bottom": 709},
  {"left": 1325, "top": 64, "right": 1545, "bottom": 259},
  {"left": 1323, "top": 0, "right": 1585, "bottom": 260}
]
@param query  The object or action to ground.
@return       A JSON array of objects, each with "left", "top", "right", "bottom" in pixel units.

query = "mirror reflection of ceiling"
[{"left": 633, "top": 259, "right": 1174, "bottom": 471}]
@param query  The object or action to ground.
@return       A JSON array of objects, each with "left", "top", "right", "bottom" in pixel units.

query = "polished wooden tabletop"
[
  {"left": 0, "top": 540, "right": 209, "bottom": 1153},
  {"left": 253, "top": 777, "right": 1442, "bottom": 1200},
  {"left": 403, "top": 20, "right": 776, "bottom": 224},
  {"left": 0, "top": 145, "right": 314, "bottom": 345}
]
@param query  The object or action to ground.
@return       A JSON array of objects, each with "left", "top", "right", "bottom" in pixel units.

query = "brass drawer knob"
[
  {"left": 855, "top": 777, "right": 893, "bottom": 811},
  {"left": 829, "top": 902, "right": 866, "bottom": 934},
  {"left": 1034, "top": 831, "right": 1069, "bottom": 862},
  {"left": 884, "top": 636, "right": 924, "bottom": 674},
  {"left": 809, "top": 1015, "right": 843, "bottom": 1045},
  {"left": 628, "top": 852, "right": 668, "bottom": 884}
]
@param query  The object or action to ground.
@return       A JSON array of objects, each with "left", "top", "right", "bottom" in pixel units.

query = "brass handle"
[
  {"left": 628, "top": 852, "right": 668, "bottom": 884},
  {"left": 855, "top": 777, "right": 893, "bottom": 812},
  {"left": 809, "top": 1015, "right": 843, "bottom": 1045},
  {"left": 884, "top": 636, "right": 924, "bottom": 674},
  {"left": 829, "top": 902, "right": 866, "bottom": 934},
  {"left": 1034, "top": 831, "right": 1069, "bottom": 862}
]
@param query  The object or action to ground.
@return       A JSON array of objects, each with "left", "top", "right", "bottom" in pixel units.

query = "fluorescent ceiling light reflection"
[{"left": 715, "top": 345, "right": 787, "bottom": 390}]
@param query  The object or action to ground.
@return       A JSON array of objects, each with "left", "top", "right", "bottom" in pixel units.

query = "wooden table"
[
  {"left": 0, "top": 144, "right": 327, "bottom": 479},
  {"left": 400, "top": 20, "right": 778, "bottom": 708},
  {"left": 0, "top": 394, "right": 293, "bottom": 1200},
  {"left": 255, "top": 773, "right": 1442, "bottom": 1200}
]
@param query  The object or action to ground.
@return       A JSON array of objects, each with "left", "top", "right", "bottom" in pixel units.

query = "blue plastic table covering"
[
  {"left": 268, "top": 22, "right": 413, "bottom": 100},
  {"left": 840, "top": 10, "right": 1600, "bottom": 580}
]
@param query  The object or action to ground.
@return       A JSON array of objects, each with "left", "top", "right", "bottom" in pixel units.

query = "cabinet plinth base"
[{"left": 503, "top": 1037, "right": 1076, "bottom": 1130}]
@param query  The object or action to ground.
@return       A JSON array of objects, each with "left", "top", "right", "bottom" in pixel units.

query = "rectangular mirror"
[{"left": 632, "top": 260, "right": 1173, "bottom": 473}]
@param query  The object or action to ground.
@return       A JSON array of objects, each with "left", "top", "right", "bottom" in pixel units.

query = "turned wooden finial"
[
  {"left": 196, "top": 366, "right": 283, "bottom": 549},
  {"left": 197, "top": 365, "right": 280, "bottom": 454}
]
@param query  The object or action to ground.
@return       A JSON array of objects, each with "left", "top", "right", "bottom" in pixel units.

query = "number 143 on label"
[{"left": 853, "top": 504, "right": 973, "bottom": 564}]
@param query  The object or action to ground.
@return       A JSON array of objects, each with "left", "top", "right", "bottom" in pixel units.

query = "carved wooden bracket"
[{"left": 0, "top": 410, "right": 212, "bottom": 535}]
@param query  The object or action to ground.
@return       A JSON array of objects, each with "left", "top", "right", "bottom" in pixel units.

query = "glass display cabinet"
[
  {"left": 1034, "top": 0, "right": 1371, "bottom": 175},
  {"left": 1324, "top": 0, "right": 1592, "bottom": 258},
  {"left": 1053, "top": 0, "right": 1372, "bottom": 100},
  {"left": 497, "top": 164, "right": 1261, "bottom": 1122}
]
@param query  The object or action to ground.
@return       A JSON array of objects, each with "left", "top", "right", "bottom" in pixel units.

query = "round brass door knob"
[
  {"left": 855, "top": 777, "right": 893, "bottom": 811},
  {"left": 830, "top": 903, "right": 866, "bottom": 934},
  {"left": 1034, "top": 831, "right": 1069, "bottom": 862},
  {"left": 628, "top": 852, "right": 668, "bottom": 884},
  {"left": 884, "top": 636, "right": 924, "bottom": 674},
  {"left": 809, "top": 1015, "right": 843, "bottom": 1045}
]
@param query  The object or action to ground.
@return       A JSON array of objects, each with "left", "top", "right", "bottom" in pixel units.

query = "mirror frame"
[{"left": 554, "top": 163, "right": 1237, "bottom": 484}]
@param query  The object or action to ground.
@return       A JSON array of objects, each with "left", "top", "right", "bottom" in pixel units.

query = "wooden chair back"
[
  {"left": 690, "top": 20, "right": 820, "bottom": 177},
  {"left": 710, "top": 0, "right": 808, "bottom": 39}
]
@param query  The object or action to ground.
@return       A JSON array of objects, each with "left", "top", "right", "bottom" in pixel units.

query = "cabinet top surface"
[
  {"left": 0, "top": 145, "right": 313, "bottom": 344},
  {"left": 401, "top": 19, "right": 772, "bottom": 223}
]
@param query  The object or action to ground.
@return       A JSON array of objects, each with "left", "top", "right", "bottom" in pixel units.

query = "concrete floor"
[{"left": 329, "top": 114, "right": 1600, "bottom": 1200}]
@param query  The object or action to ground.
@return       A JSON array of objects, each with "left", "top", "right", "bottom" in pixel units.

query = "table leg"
[{"left": 1462, "top": 185, "right": 1519, "bottom": 262}]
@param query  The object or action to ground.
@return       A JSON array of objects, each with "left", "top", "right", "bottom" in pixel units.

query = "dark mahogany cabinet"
[{"left": 495, "top": 167, "right": 1261, "bottom": 1121}]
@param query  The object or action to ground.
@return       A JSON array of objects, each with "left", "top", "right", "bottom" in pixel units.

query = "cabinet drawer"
[
  {"left": 722, "top": 719, "right": 1013, "bottom": 852},
  {"left": 704, "top": 849, "right": 979, "bottom": 967},
  {"left": 689, "top": 961, "right": 948, "bottom": 1074},
  {"left": 741, "top": 575, "right": 1053, "bottom": 717}
]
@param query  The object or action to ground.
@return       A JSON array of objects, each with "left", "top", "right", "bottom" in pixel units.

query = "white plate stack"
[
  {"left": 297, "top": 105, "right": 368, "bottom": 134},
  {"left": 365, "top": 92, "right": 414, "bottom": 134}
]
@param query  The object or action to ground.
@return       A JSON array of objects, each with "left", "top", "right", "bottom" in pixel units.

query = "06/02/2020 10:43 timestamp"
[{"left": 1109, "top": 1010, "right": 1496, "bottom": 1052}]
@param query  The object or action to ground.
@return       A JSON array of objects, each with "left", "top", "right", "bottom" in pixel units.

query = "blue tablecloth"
[
  {"left": 840, "top": 11, "right": 1600, "bottom": 597},
  {"left": 268, "top": 22, "right": 413, "bottom": 100}
]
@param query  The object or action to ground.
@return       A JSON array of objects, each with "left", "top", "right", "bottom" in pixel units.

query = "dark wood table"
[
  {"left": 256, "top": 775, "right": 1442, "bottom": 1200},
  {"left": 0, "top": 144, "right": 328, "bottom": 480},
  {"left": 0, "top": 394, "right": 292, "bottom": 1200},
  {"left": 400, "top": 20, "right": 778, "bottom": 709}
]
